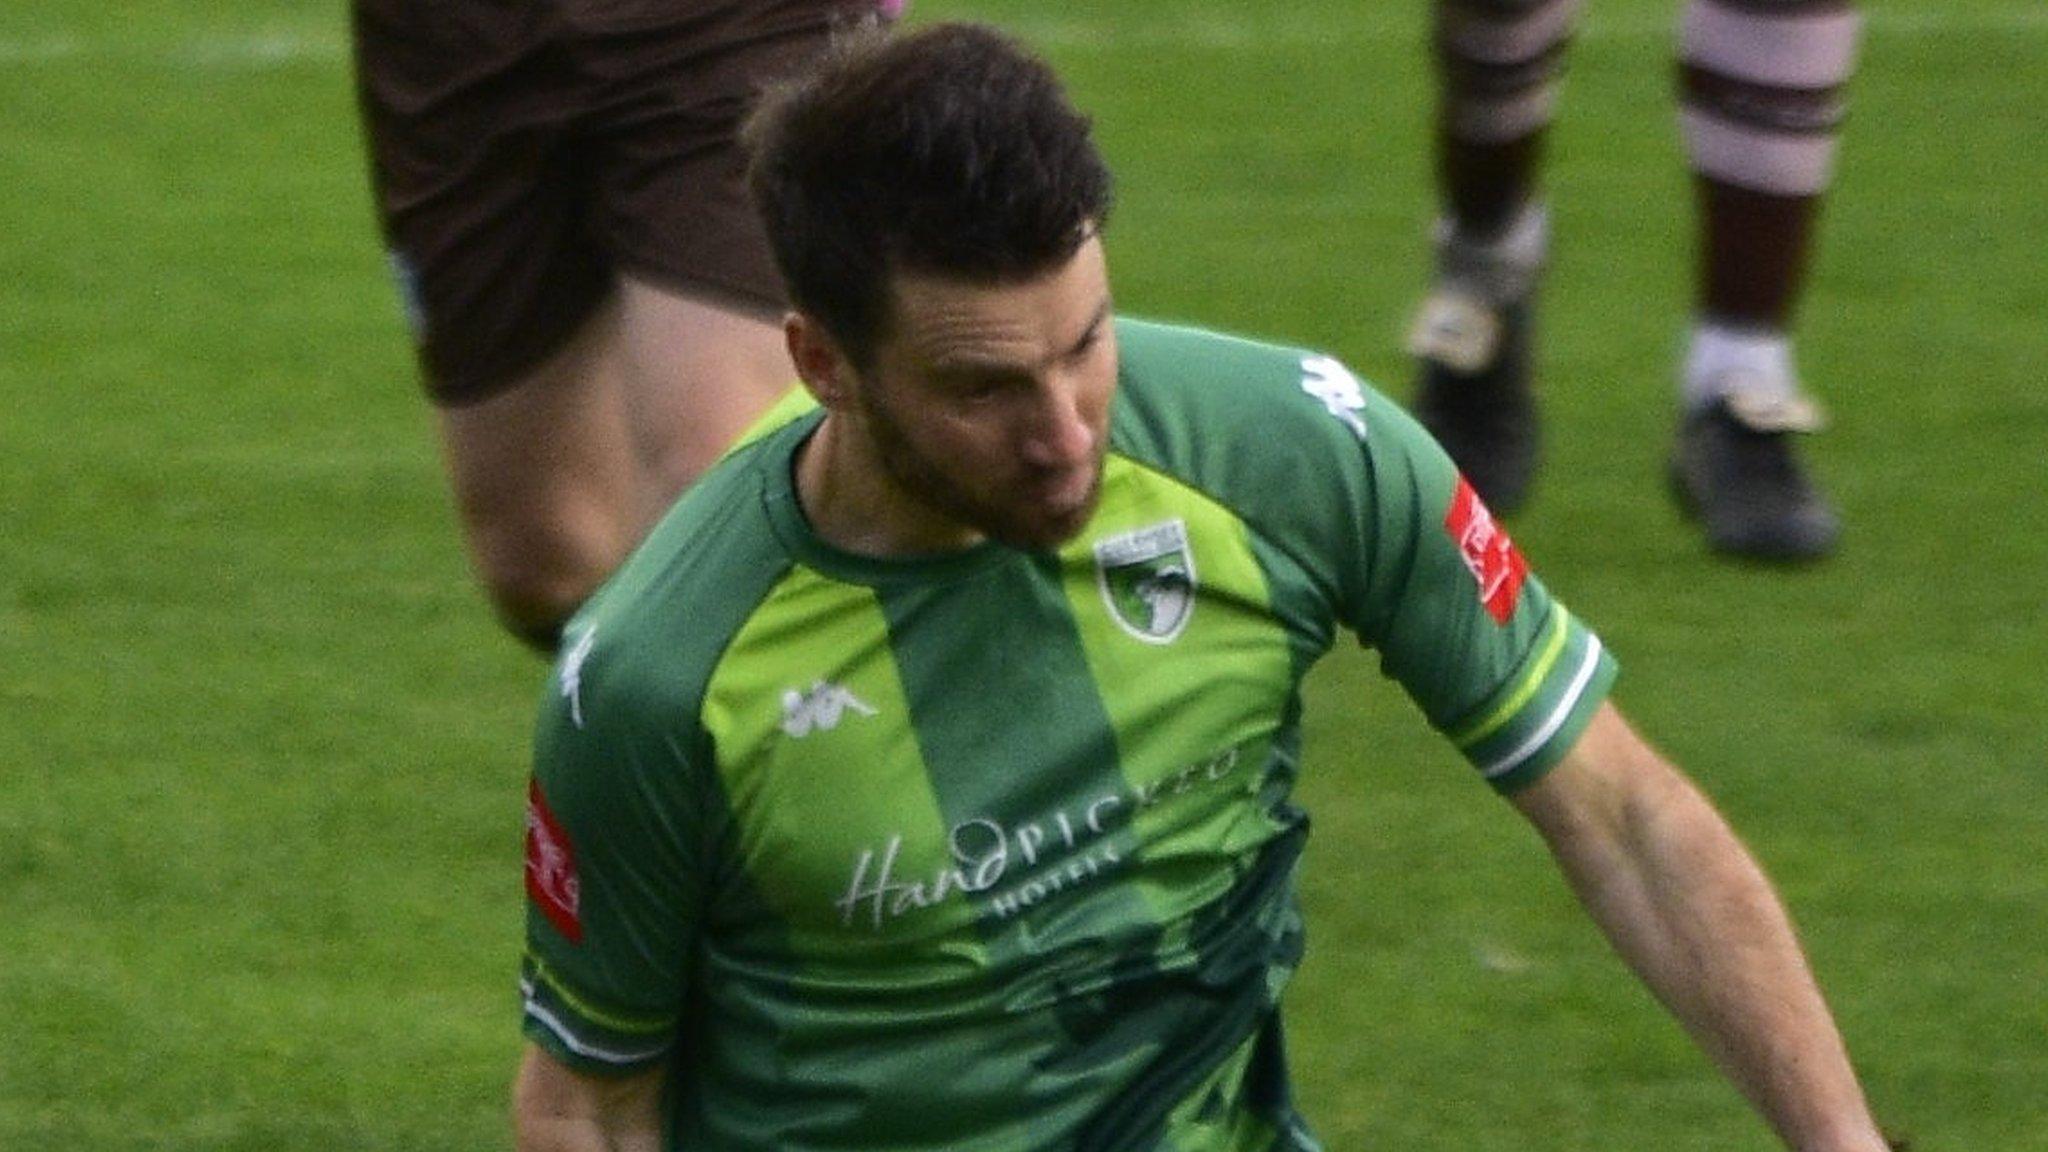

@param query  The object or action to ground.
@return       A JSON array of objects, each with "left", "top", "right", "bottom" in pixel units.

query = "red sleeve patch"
[
  {"left": 526, "top": 779, "right": 584, "bottom": 943},
  {"left": 1443, "top": 477, "right": 1529, "bottom": 625}
]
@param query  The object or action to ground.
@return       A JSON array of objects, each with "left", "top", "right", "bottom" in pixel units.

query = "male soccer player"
[
  {"left": 1409, "top": 0, "right": 1858, "bottom": 560},
  {"left": 511, "top": 22, "right": 1891, "bottom": 1151},
  {"left": 351, "top": 0, "right": 891, "bottom": 650}
]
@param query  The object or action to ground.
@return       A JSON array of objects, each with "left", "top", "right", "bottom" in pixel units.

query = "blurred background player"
[
  {"left": 352, "top": 0, "right": 893, "bottom": 651},
  {"left": 1407, "top": 0, "right": 1860, "bottom": 561}
]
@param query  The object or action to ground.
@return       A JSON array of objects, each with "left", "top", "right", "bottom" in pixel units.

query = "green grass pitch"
[{"left": 2, "top": 0, "right": 2043, "bottom": 1147}]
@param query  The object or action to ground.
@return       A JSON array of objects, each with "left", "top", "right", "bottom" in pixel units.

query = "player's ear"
[{"left": 786, "top": 312, "right": 855, "bottom": 411}]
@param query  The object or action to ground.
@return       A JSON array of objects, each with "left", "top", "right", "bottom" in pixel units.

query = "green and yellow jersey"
[{"left": 520, "top": 318, "right": 1617, "bottom": 1151}]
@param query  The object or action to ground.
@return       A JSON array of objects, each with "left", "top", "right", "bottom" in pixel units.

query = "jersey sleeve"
[
  {"left": 1107, "top": 321, "right": 1613, "bottom": 791},
  {"left": 1334, "top": 379, "right": 1617, "bottom": 792},
  {"left": 520, "top": 621, "right": 708, "bottom": 1075}
]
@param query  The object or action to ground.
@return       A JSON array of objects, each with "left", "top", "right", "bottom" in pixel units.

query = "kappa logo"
[
  {"left": 558, "top": 623, "right": 596, "bottom": 730},
  {"left": 1094, "top": 519, "right": 1197, "bottom": 644},
  {"left": 1444, "top": 477, "right": 1528, "bottom": 624},
  {"left": 1299, "top": 354, "right": 1369, "bottom": 439},
  {"left": 780, "top": 680, "right": 878, "bottom": 738}
]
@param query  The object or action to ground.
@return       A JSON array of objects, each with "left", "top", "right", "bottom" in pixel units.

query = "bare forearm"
[
  {"left": 1515, "top": 708, "right": 1886, "bottom": 1152},
  {"left": 1559, "top": 781, "right": 1880, "bottom": 1150},
  {"left": 517, "top": 1116, "right": 656, "bottom": 1152},
  {"left": 513, "top": 1047, "right": 664, "bottom": 1152}
]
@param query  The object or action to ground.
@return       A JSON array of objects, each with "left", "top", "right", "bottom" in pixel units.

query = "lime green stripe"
[
  {"left": 1450, "top": 608, "right": 1570, "bottom": 748},
  {"left": 523, "top": 951, "right": 673, "bottom": 1036},
  {"left": 700, "top": 568, "right": 970, "bottom": 955},
  {"left": 724, "top": 384, "right": 815, "bottom": 454}
]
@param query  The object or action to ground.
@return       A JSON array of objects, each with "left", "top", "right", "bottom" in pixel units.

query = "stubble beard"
[{"left": 861, "top": 388, "right": 1102, "bottom": 554}]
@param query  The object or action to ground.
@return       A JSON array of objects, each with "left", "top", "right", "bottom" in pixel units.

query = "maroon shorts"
[{"left": 353, "top": 0, "right": 878, "bottom": 404}]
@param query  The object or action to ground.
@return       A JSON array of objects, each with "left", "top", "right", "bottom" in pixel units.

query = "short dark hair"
[{"left": 744, "top": 22, "right": 1114, "bottom": 367}]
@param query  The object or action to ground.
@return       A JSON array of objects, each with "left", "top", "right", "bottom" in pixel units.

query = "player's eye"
[{"left": 950, "top": 377, "right": 1015, "bottom": 407}]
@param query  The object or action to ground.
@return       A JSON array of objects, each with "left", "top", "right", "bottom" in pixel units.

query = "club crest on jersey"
[
  {"left": 1444, "top": 477, "right": 1528, "bottom": 625},
  {"left": 1094, "top": 519, "right": 1197, "bottom": 644}
]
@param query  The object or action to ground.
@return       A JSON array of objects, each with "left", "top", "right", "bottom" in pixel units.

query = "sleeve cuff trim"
[
  {"left": 1479, "top": 634, "right": 1605, "bottom": 781},
  {"left": 521, "top": 977, "right": 674, "bottom": 1066}
]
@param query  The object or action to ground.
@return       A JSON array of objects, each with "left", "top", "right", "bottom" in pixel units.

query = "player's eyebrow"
[
  {"left": 1066, "top": 298, "right": 1112, "bottom": 357},
  {"left": 930, "top": 297, "right": 1112, "bottom": 382}
]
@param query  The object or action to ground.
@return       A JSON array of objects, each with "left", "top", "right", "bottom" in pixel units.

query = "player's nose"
[{"left": 1018, "top": 377, "right": 1097, "bottom": 469}]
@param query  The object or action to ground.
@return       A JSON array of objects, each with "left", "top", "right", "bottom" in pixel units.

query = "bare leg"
[
  {"left": 611, "top": 278, "right": 798, "bottom": 535},
  {"left": 437, "top": 282, "right": 791, "bottom": 649}
]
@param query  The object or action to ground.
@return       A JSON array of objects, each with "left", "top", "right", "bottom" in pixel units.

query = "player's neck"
[{"left": 794, "top": 417, "right": 984, "bottom": 558}]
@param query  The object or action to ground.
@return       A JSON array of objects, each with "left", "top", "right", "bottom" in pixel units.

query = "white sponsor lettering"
[{"left": 833, "top": 745, "right": 1245, "bottom": 930}]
